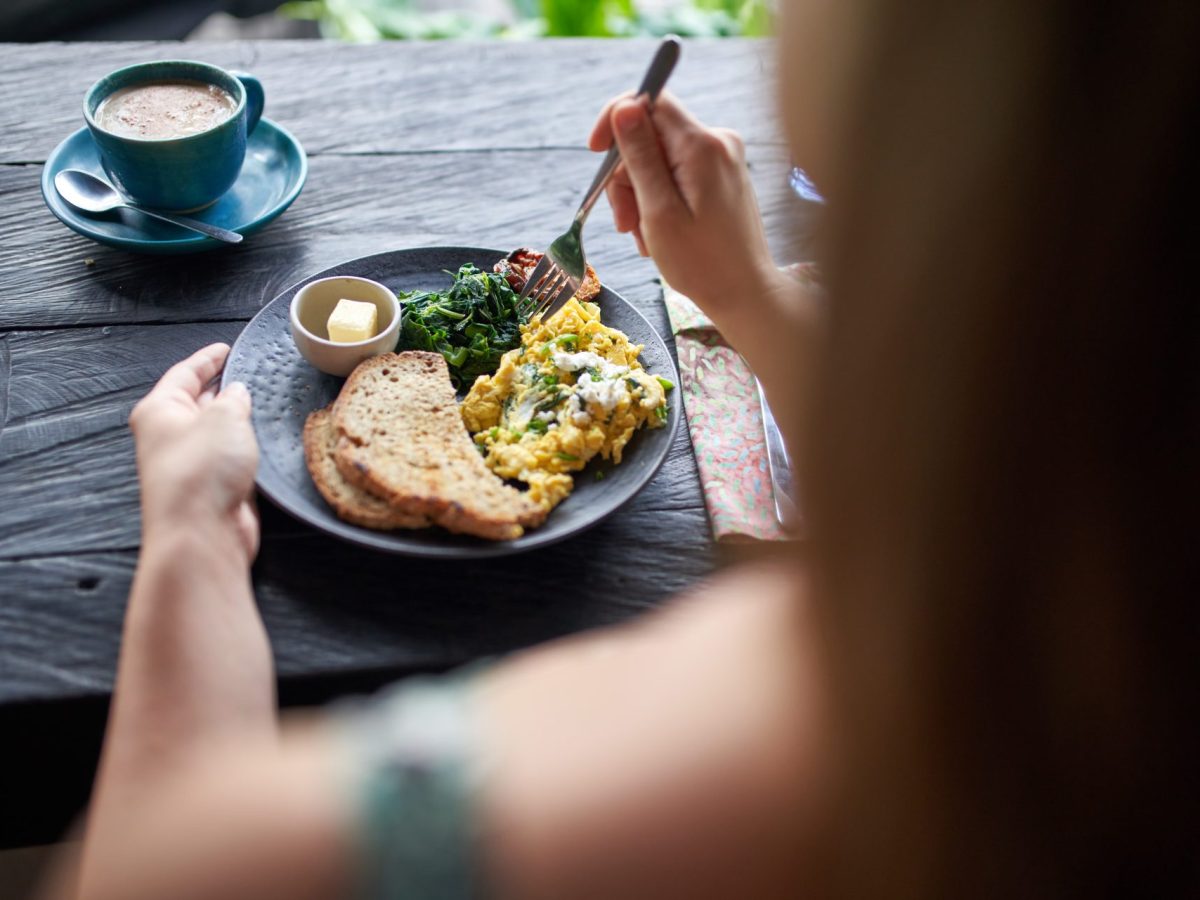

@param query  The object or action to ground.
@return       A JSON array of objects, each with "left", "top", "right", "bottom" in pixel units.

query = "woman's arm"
[
  {"left": 479, "top": 561, "right": 819, "bottom": 899},
  {"left": 72, "top": 344, "right": 279, "bottom": 897},
  {"left": 48, "top": 553, "right": 815, "bottom": 900}
]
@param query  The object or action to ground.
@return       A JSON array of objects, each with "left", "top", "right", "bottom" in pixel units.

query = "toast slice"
[
  {"left": 332, "top": 351, "right": 547, "bottom": 541},
  {"left": 303, "top": 406, "right": 430, "bottom": 531}
]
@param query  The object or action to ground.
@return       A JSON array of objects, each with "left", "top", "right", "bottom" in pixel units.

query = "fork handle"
[{"left": 575, "top": 36, "right": 682, "bottom": 224}]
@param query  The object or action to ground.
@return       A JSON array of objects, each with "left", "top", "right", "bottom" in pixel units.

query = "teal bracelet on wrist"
[{"left": 337, "top": 669, "right": 485, "bottom": 900}]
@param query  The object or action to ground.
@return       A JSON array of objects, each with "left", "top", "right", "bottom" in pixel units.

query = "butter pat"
[{"left": 326, "top": 298, "right": 378, "bottom": 343}]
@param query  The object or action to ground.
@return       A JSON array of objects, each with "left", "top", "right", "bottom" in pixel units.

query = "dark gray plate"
[{"left": 223, "top": 246, "right": 681, "bottom": 558}]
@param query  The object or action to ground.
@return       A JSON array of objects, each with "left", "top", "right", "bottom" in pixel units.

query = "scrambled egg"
[{"left": 461, "top": 298, "right": 670, "bottom": 510}]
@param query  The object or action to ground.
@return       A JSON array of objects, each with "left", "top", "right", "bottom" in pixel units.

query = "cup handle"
[{"left": 232, "top": 72, "right": 264, "bottom": 134}]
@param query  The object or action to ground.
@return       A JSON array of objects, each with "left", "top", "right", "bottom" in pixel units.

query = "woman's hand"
[
  {"left": 592, "top": 92, "right": 822, "bottom": 454},
  {"left": 589, "top": 91, "right": 792, "bottom": 327},
  {"left": 129, "top": 343, "right": 260, "bottom": 561}
]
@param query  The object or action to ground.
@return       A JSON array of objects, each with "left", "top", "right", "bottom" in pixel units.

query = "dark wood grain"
[
  {"left": 0, "top": 321, "right": 242, "bottom": 556},
  {"left": 0, "top": 39, "right": 782, "bottom": 164},
  {"left": 0, "top": 145, "right": 807, "bottom": 329},
  {"left": 0, "top": 38, "right": 806, "bottom": 848},
  {"left": 1, "top": 498, "right": 714, "bottom": 706}
]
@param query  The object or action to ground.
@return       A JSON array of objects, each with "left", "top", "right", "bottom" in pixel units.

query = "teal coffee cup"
[{"left": 84, "top": 60, "right": 264, "bottom": 212}]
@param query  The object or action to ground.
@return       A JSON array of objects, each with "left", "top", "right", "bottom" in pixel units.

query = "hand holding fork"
[{"left": 520, "top": 37, "right": 682, "bottom": 319}]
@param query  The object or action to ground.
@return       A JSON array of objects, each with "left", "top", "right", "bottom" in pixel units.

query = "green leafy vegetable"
[
  {"left": 397, "top": 263, "right": 531, "bottom": 389},
  {"left": 556, "top": 451, "right": 581, "bottom": 461},
  {"left": 656, "top": 376, "right": 676, "bottom": 391}
]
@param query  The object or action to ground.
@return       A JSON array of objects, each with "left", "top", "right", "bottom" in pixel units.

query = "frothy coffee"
[{"left": 95, "top": 80, "right": 237, "bottom": 140}]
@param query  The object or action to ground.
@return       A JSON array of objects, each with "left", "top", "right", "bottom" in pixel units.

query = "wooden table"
[{"left": 0, "top": 38, "right": 804, "bottom": 848}]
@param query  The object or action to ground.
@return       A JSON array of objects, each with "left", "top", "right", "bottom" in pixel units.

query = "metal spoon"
[{"left": 54, "top": 169, "right": 243, "bottom": 244}]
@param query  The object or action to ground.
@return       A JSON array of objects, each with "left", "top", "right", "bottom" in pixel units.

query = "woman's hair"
[{"left": 803, "top": 1, "right": 1199, "bottom": 895}]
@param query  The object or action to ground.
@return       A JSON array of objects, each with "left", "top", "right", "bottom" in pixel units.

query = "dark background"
[{"left": 2, "top": 0, "right": 311, "bottom": 41}]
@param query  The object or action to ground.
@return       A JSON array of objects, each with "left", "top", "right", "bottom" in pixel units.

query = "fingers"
[
  {"left": 204, "top": 382, "right": 260, "bottom": 504},
  {"left": 588, "top": 90, "right": 634, "bottom": 151},
  {"left": 210, "top": 381, "right": 252, "bottom": 420},
  {"left": 589, "top": 90, "right": 700, "bottom": 152},
  {"left": 710, "top": 127, "right": 747, "bottom": 163},
  {"left": 153, "top": 343, "right": 230, "bottom": 401},
  {"left": 633, "top": 228, "right": 649, "bottom": 258},
  {"left": 646, "top": 91, "right": 705, "bottom": 134},
  {"left": 199, "top": 382, "right": 254, "bottom": 456},
  {"left": 208, "top": 381, "right": 258, "bottom": 468},
  {"left": 611, "top": 98, "right": 687, "bottom": 221},
  {"left": 236, "top": 499, "right": 260, "bottom": 562},
  {"left": 197, "top": 375, "right": 221, "bottom": 410},
  {"left": 130, "top": 343, "right": 230, "bottom": 434},
  {"left": 605, "top": 166, "right": 641, "bottom": 234}
]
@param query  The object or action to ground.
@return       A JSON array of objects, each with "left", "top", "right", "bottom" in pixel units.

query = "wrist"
[
  {"left": 764, "top": 267, "right": 823, "bottom": 336},
  {"left": 691, "top": 264, "right": 803, "bottom": 346},
  {"left": 139, "top": 510, "right": 251, "bottom": 573},
  {"left": 139, "top": 463, "right": 235, "bottom": 533},
  {"left": 686, "top": 259, "right": 790, "bottom": 322}
]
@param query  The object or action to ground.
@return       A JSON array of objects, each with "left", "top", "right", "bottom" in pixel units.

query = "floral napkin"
[{"left": 663, "top": 264, "right": 820, "bottom": 542}]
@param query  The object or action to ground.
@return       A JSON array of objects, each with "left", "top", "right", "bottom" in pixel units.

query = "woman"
[{"left": 45, "top": 0, "right": 1198, "bottom": 896}]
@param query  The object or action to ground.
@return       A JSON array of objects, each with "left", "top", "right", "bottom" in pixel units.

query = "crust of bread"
[
  {"left": 331, "top": 352, "right": 547, "bottom": 541},
  {"left": 303, "top": 406, "right": 430, "bottom": 531}
]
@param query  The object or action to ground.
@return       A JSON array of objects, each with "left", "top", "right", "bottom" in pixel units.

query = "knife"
[{"left": 755, "top": 377, "right": 800, "bottom": 533}]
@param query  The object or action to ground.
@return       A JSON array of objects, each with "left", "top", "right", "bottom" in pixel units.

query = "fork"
[{"left": 521, "top": 36, "right": 682, "bottom": 320}]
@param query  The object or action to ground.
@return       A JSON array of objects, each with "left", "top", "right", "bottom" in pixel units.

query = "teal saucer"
[{"left": 41, "top": 118, "right": 307, "bottom": 254}]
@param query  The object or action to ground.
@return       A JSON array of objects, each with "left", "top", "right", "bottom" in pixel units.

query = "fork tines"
[
  {"left": 535, "top": 269, "right": 577, "bottom": 319},
  {"left": 519, "top": 257, "right": 579, "bottom": 320}
]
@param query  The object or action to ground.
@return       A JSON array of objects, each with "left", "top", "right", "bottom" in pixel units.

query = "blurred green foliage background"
[{"left": 280, "top": 0, "right": 772, "bottom": 40}]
